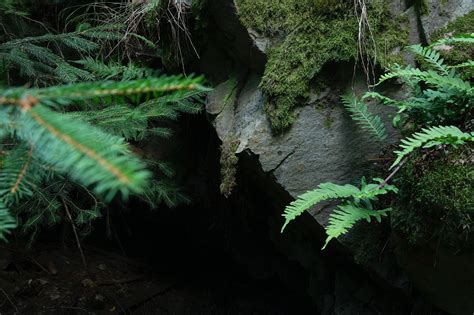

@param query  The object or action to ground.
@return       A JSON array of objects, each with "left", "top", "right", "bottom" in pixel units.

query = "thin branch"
[
  {"left": 377, "top": 157, "right": 408, "bottom": 190},
  {"left": 61, "top": 196, "right": 87, "bottom": 269}
]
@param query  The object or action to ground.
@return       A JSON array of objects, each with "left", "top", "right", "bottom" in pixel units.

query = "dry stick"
[
  {"left": 377, "top": 157, "right": 409, "bottom": 190},
  {"left": 61, "top": 196, "right": 87, "bottom": 269}
]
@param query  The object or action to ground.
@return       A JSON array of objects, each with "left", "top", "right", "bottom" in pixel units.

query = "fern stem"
[{"left": 377, "top": 157, "right": 408, "bottom": 190}]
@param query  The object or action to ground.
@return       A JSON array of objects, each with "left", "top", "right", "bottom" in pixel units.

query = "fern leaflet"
[
  {"left": 342, "top": 94, "right": 387, "bottom": 141},
  {"left": 407, "top": 44, "right": 448, "bottom": 75},
  {"left": 430, "top": 33, "right": 474, "bottom": 47},
  {"left": 324, "top": 204, "right": 391, "bottom": 249},
  {"left": 391, "top": 126, "right": 474, "bottom": 169},
  {"left": 282, "top": 183, "right": 362, "bottom": 232}
]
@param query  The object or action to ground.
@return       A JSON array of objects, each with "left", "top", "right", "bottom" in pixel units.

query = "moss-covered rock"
[
  {"left": 431, "top": 10, "right": 474, "bottom": 77},
  {"left": 391, "top": 146, "right": 474, "bottom": 251},
  {"left": 235, "top": 0, "right": 407, "bottom": 132}
]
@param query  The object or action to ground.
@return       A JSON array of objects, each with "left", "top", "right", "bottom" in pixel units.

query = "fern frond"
[
  {"left": 282, "top": 183, "right": 362, "bottom": 232},
  {"left": 18, "top": 105, "right": 151, "bottom": 200},
  {"left": 341, "top": 94, "right": 387, "bottom": 141},
  {"left": 407, "top": 44, "right": 448, "bottom": 74},
  {"left": 376, "top": 66, "right": 471, "bottom": 93},
  {"left": 449, "top": 60, "right": 474, "bottom": 69},
  {"left": 391, "top": 125, "right": 474, "bottom": 169},
  {"left": 323, "top": 203, "right": 391, "bottom": 249},
  {"left": 431, "top": 33, "right": 474, "bottom": 47},
  {"left": 0, "top": 204, "right": 16, "bottom": 241},
  {"left": 363, "top": 92, "right": 397, "bottom": 106}
]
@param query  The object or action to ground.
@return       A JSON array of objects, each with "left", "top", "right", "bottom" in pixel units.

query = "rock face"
[
  {"left": 198, "top": 0, "right": 472, "bottom": 313},
  {"left": 208, "top": 74, "right": 400, "bottom": 224},
  {"left": 421, "top": 0, "right": 474, "bottom": 41}
]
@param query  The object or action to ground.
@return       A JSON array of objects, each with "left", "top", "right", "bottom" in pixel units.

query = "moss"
[
  {"left": 391, "top": 147, "right": 474, "bottom": 251},
  {"left": 431, "top": 10, "right": 474, "bottom": 77},
  {"left": 220, "top": 139, "right": 240, "bottom": 198},
  {"left": 222, "top": 76, "right": 239, "bottom": 110},
  {"left": 236, "top": 0, "right": 408, "bottom": 132}
]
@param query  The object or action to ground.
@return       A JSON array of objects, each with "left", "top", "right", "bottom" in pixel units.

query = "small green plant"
[
  {"left": 282, "top": 35, "right": 473, "bottom": 248},
  {"left": 363, "top": 34, "right": 473, "bottom": 127},
  {"left": 282, "top": 178, "right": 397, "bottom": 249},
  {"left": 391, "top": 125, "right": 474, "bottom": 168},
  {"left": 341, "top": 93, "right": 387, "bottom": 141}
]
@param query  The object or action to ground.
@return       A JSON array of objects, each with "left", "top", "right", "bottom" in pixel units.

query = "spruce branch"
[
  {"left": 0, "top": 204, "right": 16, "bottom": 241},
  {"left": 18, "top": 105, "right": 150, "bottom": 200}
]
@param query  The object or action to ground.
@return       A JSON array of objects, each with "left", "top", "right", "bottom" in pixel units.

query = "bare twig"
[
  {"left": 353, "top": 0, "right": 378, "bottom": 87},
  {"left": 61, "top": 196, "right": 87, "bottom": 269},
  {"left": 377, "top": 157, "right": 409, "bottom": 190}
]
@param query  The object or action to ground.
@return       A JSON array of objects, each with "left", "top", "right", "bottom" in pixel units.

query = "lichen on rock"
[{"left": 235, "top": 0, "right": 408, "bottom": 132}]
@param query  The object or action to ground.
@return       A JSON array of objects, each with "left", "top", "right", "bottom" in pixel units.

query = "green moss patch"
[
  {"left": 392, "top": 147, "right": 474, "bottom": 251},
  {"left": 236, "top": 0, "right": 407, "bottom": 132},
  {"left": 431, "top": 10, "right": 474, "bottom": 77}
]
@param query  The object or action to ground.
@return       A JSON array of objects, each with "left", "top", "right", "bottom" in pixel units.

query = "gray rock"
[
  {"left": 421, "top": 0, "right": 474, "bottom": 41},
  {"left": 210, "top": 74, "right": 400, "bottom": 222}
]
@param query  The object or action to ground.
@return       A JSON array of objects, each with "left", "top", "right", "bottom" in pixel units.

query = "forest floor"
[{"left": 0, "top": 243, "right": 314, "bottom": 315}]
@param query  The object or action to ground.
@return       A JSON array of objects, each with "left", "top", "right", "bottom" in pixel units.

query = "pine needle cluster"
[{"left": 0, "top": 3, "right": 210, "bottom": 241}]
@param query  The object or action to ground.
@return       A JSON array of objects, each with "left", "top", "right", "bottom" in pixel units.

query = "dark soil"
[{"left": 0, "top": 243, "right": 314, "bottom": 314}]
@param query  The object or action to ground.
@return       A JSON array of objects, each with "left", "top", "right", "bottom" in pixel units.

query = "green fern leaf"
[
  {"left": 431, "top": 33, "right": 474, "bottom": 47},
  {"left": 376, "top": 66, "right": 471, "bottom": 93},
  {"left": 323, "top": 203, "right": 391, "bottom": 249},
  {"left": 449, "top": 60, "right": 474, "bottom": 69},
  {"left": 282, "top": 183, "right": 362, "bottom": 232},
  {"left": 407, "top": 44, "right": 448, "bottom": 74},
  {"left": 391, "top": 125, "right": 474, "bottom": 169},
  {"left": 342, "top": 94, "right": 387, "bottom": 141}
]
